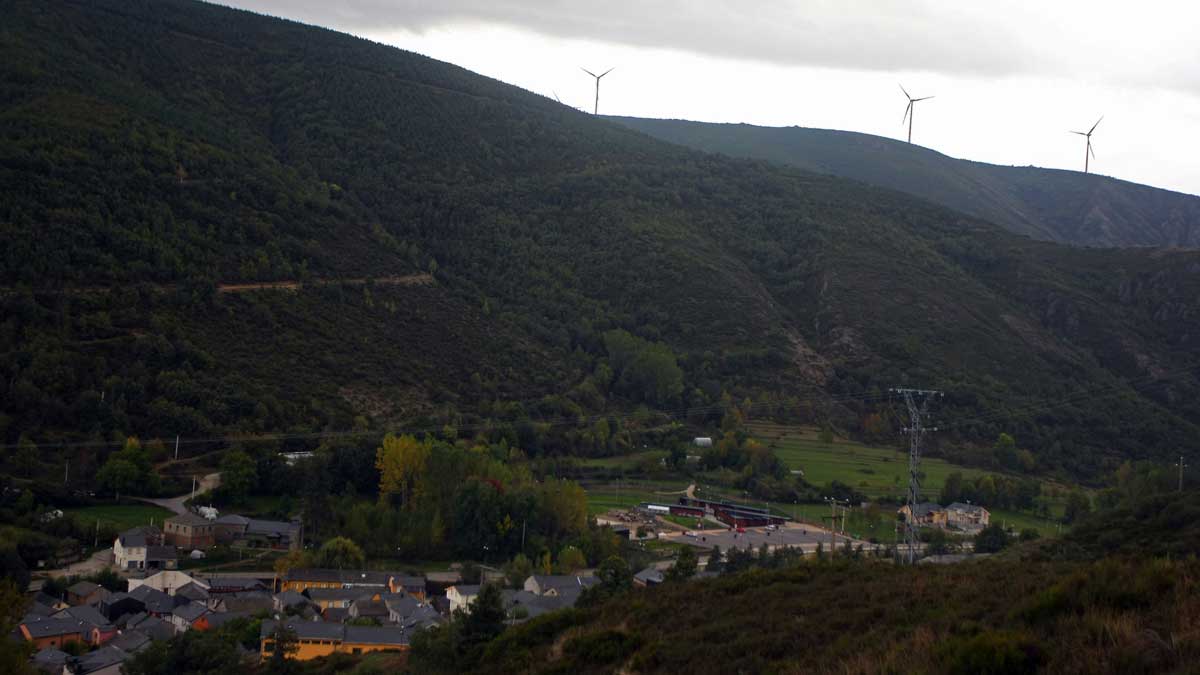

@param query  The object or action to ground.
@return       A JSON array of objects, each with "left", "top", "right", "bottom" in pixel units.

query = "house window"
[
  {"left": 263, "top": 641, "right": 275, "bottom": 653},
  {"left": 352, "top": 648, "right": 362, "bottom": 655}
]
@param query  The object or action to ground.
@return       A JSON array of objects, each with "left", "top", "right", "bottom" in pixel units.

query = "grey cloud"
[
  {"left": 220, "top": 1, "right": 1200, "bottom": 92},
  {"left": 221, "top": 1, "right": 1036, "bottom": 76}
]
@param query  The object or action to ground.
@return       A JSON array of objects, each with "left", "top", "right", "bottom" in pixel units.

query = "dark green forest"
[
  {"left": 608, "top": 116, "right": 1200, "bottom": 248},
  {"left": 2, "top": 0, "right": 1200, "bottom": 488}
]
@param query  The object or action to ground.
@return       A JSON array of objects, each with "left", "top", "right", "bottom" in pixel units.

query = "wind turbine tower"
[
  {"left": 1070, "top": 116, "right": 1103, "bottom": 174},
  {"left": 581, "top": 67, "right": 614, "bottom": 115},
  {"left": 900, "top": 85, "right": 934, "bottom": 144}
]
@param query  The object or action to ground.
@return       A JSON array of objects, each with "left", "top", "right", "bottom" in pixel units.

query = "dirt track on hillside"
[{"left": 1, "top": 273, "right": 435, "bottom": 297}]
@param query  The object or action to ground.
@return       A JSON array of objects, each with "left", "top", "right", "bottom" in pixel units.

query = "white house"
[
  {"left": 446, "top": 585, "right": 480, "bottom": 613},
  {"left": 127, "top": 570, "right": 208, "bottom": 597},
  {"left": 523, "top": 575, "right": 599, "bottom": 597},
  {"left": 945, "top": 502, "right": 991, "bottom": 532},
  {"left": 113, "top": 526, "right": 159, "bottom": 571}
]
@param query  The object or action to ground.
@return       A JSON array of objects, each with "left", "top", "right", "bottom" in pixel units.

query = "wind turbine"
[
  {"left": 899, "top": 85, "right": 934, "bottom": 144},
  {"left": 1070, "top": 116, "right": 1103, "bottom": 174},
  {"left": 581, "top": 67, "right": 613, "bottom": 115}
]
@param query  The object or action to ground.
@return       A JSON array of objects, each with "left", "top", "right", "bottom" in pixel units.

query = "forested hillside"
[
  {"left": 608, "top": 116, "right": 1200, "bottom": 248},
  {"left": 2, "top": 0, "right": 1200, "bottom": 483}
]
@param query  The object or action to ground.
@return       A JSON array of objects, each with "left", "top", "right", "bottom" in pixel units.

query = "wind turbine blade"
[
  {"left": 1070, "top": 131, "right": 1087, "bottom": 136},
  {"left": 914, "top": 96, "right": 935, "bottom": 102},
  {"left": 1090, "top": 115, "right": 1103, "bottom": 134},
  {"left": 1089, "top": 142, "right": 1096, "bottom": 160},
  {"left": 902, "top": 101, "right": 911, "bottom": 124},
  {"left": 600, "top": 67, "right": 615, "bottom": 77},
  {"left": 581, "top": 67, "right": 597, "bottom": 78},
  {"left": 899, "top": 83, "right": 911, "bottom": 99},
  {"left": 553, "top": 91, "right": 561, "bottom": 103}
]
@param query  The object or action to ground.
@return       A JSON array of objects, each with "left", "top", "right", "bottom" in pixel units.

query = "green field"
[
  {"left": 750, "top": 422, "right": 996, "bottom": 500},
  {"left": 748, "top": 422, "right": 1068, "bottom": 537},
  {"left": 65, "top": 504, "right": 174, "bottom": 531},
  {"left": 582, "top": 478, "right": 689, "bottom": 515},
  {"left": 577, "top": 450, "right": 668, "bottom": 469}
]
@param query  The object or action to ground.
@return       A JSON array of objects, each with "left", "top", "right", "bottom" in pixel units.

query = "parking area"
[{"left": 664, "top": 522, "right": 863, "bottom": 552}]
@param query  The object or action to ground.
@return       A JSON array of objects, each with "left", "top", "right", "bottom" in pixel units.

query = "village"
[
  {"left": 9, "top": 481, "right": 1002, "bottom": 674},
  {"left": 15, "top": 505, "right": 616, "bottom": 673}
]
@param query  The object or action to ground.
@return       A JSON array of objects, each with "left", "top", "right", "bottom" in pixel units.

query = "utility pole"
[
  {"left": 174, "top": 435, "right": 180, "bottom": 461},
  {"left": 824, "top": 497, "right": 846, "bottom": 551},
  {"left": 1177, "top": 455, "right": 1188, "bottom": 492},
  {"left": 892, "top": 388, "right": 942, "bottom": 564}
]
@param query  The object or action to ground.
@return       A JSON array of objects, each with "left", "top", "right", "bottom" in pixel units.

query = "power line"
[
  {"left": 892, "top": 387, "right": 941, "bottom": 564},
  {"left": 8, "top": 388, "right": 896, "bottom": 452},
  {"left": 10, "top": 362, "right": 1196, "bottom": 457}
]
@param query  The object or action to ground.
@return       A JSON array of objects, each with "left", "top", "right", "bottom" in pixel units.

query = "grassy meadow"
[{"left": 64, "top": 504, "right": 174, "bottom": 531}]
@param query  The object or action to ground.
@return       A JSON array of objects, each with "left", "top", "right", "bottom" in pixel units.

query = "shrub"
[{"left": 938, "top": 631, "right": 1044, "bottom": 675}]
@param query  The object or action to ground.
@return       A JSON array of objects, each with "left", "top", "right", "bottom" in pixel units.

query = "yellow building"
[
  {"left": 281, "top": 569, "right": 426, "bottom": 600},
  {"left": 260, "top": 620, "right": 409, "bottom": 660}
]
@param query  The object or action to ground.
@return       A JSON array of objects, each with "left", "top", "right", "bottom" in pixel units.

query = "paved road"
[
  {"left": 137, "top": 472, "right": 221, "bottom": 515},
  {"left": 36, "top": 549, "right": 114, "bottom": 580}
]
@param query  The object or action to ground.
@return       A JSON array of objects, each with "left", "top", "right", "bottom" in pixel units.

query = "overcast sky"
[{"left": 222, "top": 1, "right": 1200, "bottom": 196}]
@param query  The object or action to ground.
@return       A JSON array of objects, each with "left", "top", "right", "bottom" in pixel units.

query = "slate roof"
[
  {"left": 350, "top": 593, "right": 392, "bottom": 617},
  {"left": 383, "top": 594, "right": 421, "bottom": 617},
  {"left": 117, "top": 525, "right": 161, "bottom": 548},
  {"left": 75, "top": 645, "right": 130, "bottom": 674},
  {"left": 286, "top": 568, "right": 407, "bottom": 586},
  {"left": 906, "top": 502, "right": 945, "bottom": 518},
  {"left": 403, "top": 604, "right": 443, "bottom": 630},
  {"left": 394, "top": 576, "right": 426, "bottom": 592},
  {"left": 32, "top": 646, "right": 69, "bottom": 673},
  {"left": 245, "top": 518, "right": 300, "bottom": 537},
  {"left": 502, "top": 590, "right": 569, "bottom": 621},
  {"left": 947, "top": 502, "right": 989, "bottom": 514},
  {"left": 26, "top": 602, "right": 57, "bottom": 618},
  {"left": 173, "top": 601, "right": 210, "bottom": 623},
  {"left": 344, "top": 624, "right": 410, "bottom": 646},
  {"left": 449, "top": 584, "right": 480, "bottom": 597},
  {"left": 32, "top": 591, "right": 62, "bottom": 609},
  {"left": 528, "top": 575, "right": 599, "bottom": 592},
  {"left": 204, "top": 611, "right": 251, "bottom": 630},
  {"left": 56, "top": 604, "right": 111, "bottom": 628},
  {"left": 214, "top": 514, "right": 251, "bottom": 526},
  {"left": 115, "top": 611, "right": 148, "bottom": 629},
  {"left": 146, "top": 545, "right": 177, "bottom": 561},
  {"left": 175, "top": 582, "right": 209, "bottom": 602},
  {"left": 275, "top": 590, "right": 310, "bottom": 608},
  {"left": 167, "top": 512, "right": 212, "bottom": 526},
  {"left": 218, "top": 591, "right": 274, "bottom": 613},
  {"left": 634, "top": 567, "right": 664, "bottom": 584},
  {"left": 261, "top": 619, "right": 345, "bottom": 641},
  {"left": 21, "top": 617, "right": 87, "bottom": 639},
  {"left": 128, "top": 614, "right": 174, "bottom": 641},
  {"left": 305, "top": 588, "right": 363, "bottom": 603},
  {"left": 127, "top": 586, "right": 175, "bottom": 614},
  {"left": 102, "top": 593, "right": 143, "bottom": 622},
  {"left": 109, "top": 629, "right": 151, "bottom": 653},
  {"left": 202, "top": 577, "right": 264, "bottom": 593}
]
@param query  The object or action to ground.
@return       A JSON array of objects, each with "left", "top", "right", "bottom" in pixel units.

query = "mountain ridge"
[
  {"left": 1, "top": 0, "right": 1199, "bottom": 482},
  {"left": 606, "top": 115, "right": 1200, "bottom": 248}
]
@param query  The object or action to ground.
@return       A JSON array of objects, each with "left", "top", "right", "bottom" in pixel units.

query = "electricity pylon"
[{"left": 892, "top": 388, "right": 942, "bottom": 564}]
